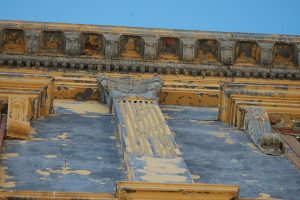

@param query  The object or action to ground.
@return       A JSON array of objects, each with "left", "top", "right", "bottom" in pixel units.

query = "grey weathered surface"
[
  {"left": 0, "top": 101, "right": 126, "bottom": 192},
  {"left": 162, "top": 105, "right": 300, "bottom": 200},
  {"left": 243, "top": 107, "right": 283, "bottom": 155}
]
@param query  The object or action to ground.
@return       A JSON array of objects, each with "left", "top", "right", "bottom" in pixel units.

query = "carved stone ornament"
[
  {"left": 65, "top": 32, "right": 81, "bottom": 55},
  {"left": 104, "top": 34, "right": 119, "bottom": 58},
  {"left": 258, "top": 42, "right": 273, "bottom": 66},
  {"left": 142, "top": 36, "right": 158, "bottom": 60},
  {"left": 219, "top": 40, "right": 235, "bottom": 65},
  {"left": 25, "top": 30, "right": 40, "bottom": 54},
  {"left": 181, "top": 38, "right": 196, "bottom": 62},
  {"left": 6, "top": 94, "right": 31, "bottom": 139}
]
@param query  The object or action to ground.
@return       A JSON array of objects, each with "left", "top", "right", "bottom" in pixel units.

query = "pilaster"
[{"left": 97, "top": 76, "right": 193, "bottom": 183}]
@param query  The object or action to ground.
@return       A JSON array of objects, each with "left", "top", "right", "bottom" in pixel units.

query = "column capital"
[{"left": 97, "top": 76, "right": 163, "bottom": 103}]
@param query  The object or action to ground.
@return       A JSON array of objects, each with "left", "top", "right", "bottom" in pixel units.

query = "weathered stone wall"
[{"left": 0, "top": 20, "right": 299, "bottom": 80}]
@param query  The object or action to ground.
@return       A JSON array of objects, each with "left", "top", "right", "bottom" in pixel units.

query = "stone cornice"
[{"left": 0, "top": 20, "right": 299, "bottom": 80}]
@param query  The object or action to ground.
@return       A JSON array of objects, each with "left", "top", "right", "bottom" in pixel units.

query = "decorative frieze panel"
[
  {"left": 65, "top": 32, "right": 81, "bottom": 56},
  {"left": 0, "top": 21, "right": 300, "bottom": 79}
]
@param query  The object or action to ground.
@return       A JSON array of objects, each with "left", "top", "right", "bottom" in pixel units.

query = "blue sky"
[{"left": 0, "top": 0, "right": 299, "bottom": 35}]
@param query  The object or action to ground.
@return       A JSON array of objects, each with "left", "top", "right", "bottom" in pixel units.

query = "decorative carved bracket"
[
  {"left": 180, "top": 38, "right": 196, "bottom": 62},
  {"left": 25, "top": 30, "right": 40, "bottom": 54},
  {"left": 219, "top": 40, "right": 235, "bottom": 65},
  {"left": 104, "top": 34, "right": 120, "bottom": 59},
  {"left": 259, "top": 42, "right": 273, "bottom": 66},
  {"left": 65, "top": 32, "right": 81, "bottom": 56},
  {"left": 142, "top": 36, "right": 157, "bottom": 60},
  {"left": 6, "top": 94, "right": 31, "bottom": 139}
]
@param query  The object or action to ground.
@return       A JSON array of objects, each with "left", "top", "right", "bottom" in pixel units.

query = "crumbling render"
[{"left": 242, "top": 107, "right": 283, "bottom": 155}]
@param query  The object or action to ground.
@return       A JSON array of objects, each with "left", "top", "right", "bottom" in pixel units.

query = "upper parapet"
[{"left": 0, "top": 20, "right": 299, "bottom": 80}]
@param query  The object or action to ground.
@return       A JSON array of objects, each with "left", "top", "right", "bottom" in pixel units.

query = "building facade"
[{"left": 0, "top": 20, "right": 300, "bottom": 200}]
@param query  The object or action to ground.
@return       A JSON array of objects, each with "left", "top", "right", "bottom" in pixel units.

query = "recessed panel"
[
  {"left": 195, "top": 39, "right": 220, "bottom": 64},
  {"left": 1, "top": 29, "right": 25, "bottom": 53},
  {"left": 120, "top": 35, "right": 143, "bottom": 59},
  {"left": 40, "top": 31, "right": 65, "bottom": 54},
  {"left": 81, "top": 33, "right": 104, "bottom": 56},
  {"left": 235, "top": 41, "right": 260, "bottom": 65},
  {"left": 273, "top": 43, "right": 295, "bottom": 67},
  {"left": 158, "top": 37, "right": 179, "bottom": 61}
]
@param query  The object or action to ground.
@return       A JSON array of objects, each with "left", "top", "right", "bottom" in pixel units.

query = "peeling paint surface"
[
  {"left": 54, "top": 99, "right": 109, "bottom": 115},
  {"left": 162, "top": 105, "right": 300, "bottom": 200},
  {"left": 0, "top": 100, "right": 126, "bottom": 192}
]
